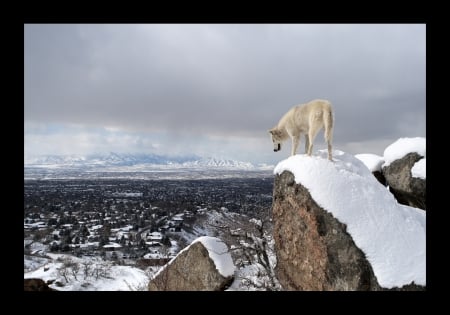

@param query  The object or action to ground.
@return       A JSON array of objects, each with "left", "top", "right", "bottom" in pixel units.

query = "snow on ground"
[
  {"left": 412, "top": 158, "right": 426, "bottom": 179},
  {"left": 176, "top": 209, "right": 236, "bottom": 245},
  {"left": 103, "top": 242, "right": 122, "bottom": 249},
  {"left": 169, "top": 240, "right": 179, "bottom": 256},
  {"left": 24, "top": 253, "right": 150, "bottom": 291},
  {"left": 228, "top": 265, "right": 268, "bottom": 291},
  {"left": 87, "top": 265, "right": 148, "bottom": 291},
  {"left": 354, "top": 153, "right": 384, "bottom": 172},
  {"left": 274, "top": 150, "right": 426, "bottom": 288},
  {"left": 24, "top": 255, "right": 52, "bottom": 272},
  {"left": 178, "top": 224, "right": 208, "bottom": 244},
  {"left": 383, "top": 137, "right": 426, "bottom": 167}
]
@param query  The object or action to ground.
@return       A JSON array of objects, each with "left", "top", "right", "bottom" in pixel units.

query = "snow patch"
[
  {"left": 249, "top": 218, "right": 262, "bottom": 227},
  {"left": 355, "top": 153, "right": 384, "bottom": 172},
  {"left": 411, "top": 158, "right": 426, "bottom": 179},
  {"left": 383, "top": 137, "right": 426, "bottom": 167},
  {"left": 24, "top": 254, "right": 149, "bottom": 291},
  {"left": 274, "top": 150, "right": 426, "bottom": 288},
  {"left": 193, "top": 236, "right": 235, "bottom": 278}
]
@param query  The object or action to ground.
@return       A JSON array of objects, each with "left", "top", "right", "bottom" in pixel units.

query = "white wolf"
[{"left": 269, "top": 99, "right": 334, "bottom": 160}]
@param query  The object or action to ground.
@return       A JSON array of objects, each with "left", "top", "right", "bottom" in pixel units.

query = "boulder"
[
  {"left": 24, "top": 278, "right": 55, "bottom": 291},
  {"left": 382, "top": 152, "right": 426, "bottom": 210},
  {"left": 372, "top": 170, "right": 387, "bottom": 186},
  {"left": 148, "top": 237, "right": 234, "bottom": 291},
  {"left": 272, "top": 151, "right": 425, "bottom": 291},
  {"left": 272, "top": 171, "right": 381, "bottom": 291}
]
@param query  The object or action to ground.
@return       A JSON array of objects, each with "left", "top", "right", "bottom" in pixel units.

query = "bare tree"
[
  {"left": 57, "top": 265, "right": 70, "bottom": 283},
  {"left": 70, "top": 260, "right": 80, "bottom": 281},
  {"left": 81, "top": 260, "right": 93, "bottom": 280},
  {"left": 93, "top": 261, "right": 113, "bottom": 280},
  {"left": 206, "top": 207, "right": 280, "bottom": 291},
  {"left": 57, "top": 257, "right": 73, "bottom": 283},
  {"left": 55, "top": 257, "right": 81, "bottom": 282}
]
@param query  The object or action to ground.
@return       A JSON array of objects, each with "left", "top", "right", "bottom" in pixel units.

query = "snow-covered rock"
[
  {"left": 148, "top": 236, "right": 235, "bottom": 291},
  {"left": 382, "top": 138, "right": 426, "bottom": 210},
  {"left": 383, "top": 137, "right": 425, "bottom": 167},
  {"left": 273, "top": 150, "right": 425, "bottom": 290}
]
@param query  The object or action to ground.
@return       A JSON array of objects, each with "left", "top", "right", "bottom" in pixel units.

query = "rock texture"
[
  {"left": 24, "top": 278, "right": 55, "bottom": 291},
  {"left": 272, "top": 170, "right": 425, "bottom": 291},
  {"left": 272, "top": 171, "right": 380, "bottom": 291},
  {"left": 382, "top": 152, "right": 426, "bottom": 210},
  {"left": 148, "top": 241, "right": 233, "bottom": 291}
]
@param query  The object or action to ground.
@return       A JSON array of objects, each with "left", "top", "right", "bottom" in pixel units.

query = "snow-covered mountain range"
[
  {"left": 25, "top": 153, "right": 198, "bottom": 166},
  {"left": 24, "top": 153, "right": 272, "bottom": 171}
]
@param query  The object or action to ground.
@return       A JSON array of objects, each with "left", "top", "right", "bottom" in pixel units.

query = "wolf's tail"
[{"left": 323, "top": 104, "right": 333, "bottom": 143}]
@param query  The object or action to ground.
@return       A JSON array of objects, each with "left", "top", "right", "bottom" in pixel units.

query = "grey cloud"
[{"left": 25, "top": 24, "right": 425, "bottom": 160}]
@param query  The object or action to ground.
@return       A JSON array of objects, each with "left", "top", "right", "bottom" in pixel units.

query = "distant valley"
[{"left": 24, "top": 153, "right": 274, "bottom": 180}]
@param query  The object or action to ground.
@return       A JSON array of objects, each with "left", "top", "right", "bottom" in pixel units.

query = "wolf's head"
[{"left": 269, "top": 128, "right": 284, "bottom": 152}]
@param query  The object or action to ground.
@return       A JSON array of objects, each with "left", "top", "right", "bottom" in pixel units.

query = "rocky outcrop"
[
  {"left": 273, "top": 170, "right": 425, "bottom": 291},
  {"left": 272, "top": 171, "right": 381, "bottom": 291},
  {"left": 24, "top": 278, "right": 55, "bottom": 291},
  {"left": 382, "top": 152, "right": 426, "bottom": 210},
  {"left": 148, "top": 239, "right": 234, "bottom": 291},
  {"left": 372, "top": 170, "right": 387, "bottom": 186}
]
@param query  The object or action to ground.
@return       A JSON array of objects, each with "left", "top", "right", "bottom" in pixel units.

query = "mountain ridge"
[{"left": 24, "top": 152, "right": 272, "bottom": 170}]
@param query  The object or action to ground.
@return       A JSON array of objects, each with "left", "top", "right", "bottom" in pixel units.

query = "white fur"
[{"left": 269, "top": 99, "right": 334, "bottom": 160}]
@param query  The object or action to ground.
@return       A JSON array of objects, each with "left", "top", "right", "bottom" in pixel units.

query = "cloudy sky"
[{"left": 24, "top": 24, "right": 425, "bottom": 165}]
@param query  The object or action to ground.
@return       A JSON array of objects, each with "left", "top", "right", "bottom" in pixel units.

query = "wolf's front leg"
[{"left": 291, "top": 136, "right": 300, "bottom": 156}]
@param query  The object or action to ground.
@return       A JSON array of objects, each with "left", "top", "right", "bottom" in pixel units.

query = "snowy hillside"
[
  {"left": 25, "top": 207, "right": 277, "bottom": 291},
  {"left": 24, "top": 253, "right": 151, "bottom": 291},
  {"left": 25, "top": 153, "right": 199, "bottom": 167},
  {"left": 274, "top": 150, "right": 426, "bottom": 288}
]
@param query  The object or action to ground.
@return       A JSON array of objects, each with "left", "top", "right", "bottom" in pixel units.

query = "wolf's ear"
[{"left": 268, "top": 128, "right": 275, "bottom": 135}]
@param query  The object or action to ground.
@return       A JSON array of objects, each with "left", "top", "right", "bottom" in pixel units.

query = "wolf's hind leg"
[{"left": 304, "top": 134, "right": 309, "bottom": 154}]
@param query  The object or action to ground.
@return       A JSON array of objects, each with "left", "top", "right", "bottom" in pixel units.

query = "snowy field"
[{"left": 24, "top": 253, "right": 152, "bottom": 291}]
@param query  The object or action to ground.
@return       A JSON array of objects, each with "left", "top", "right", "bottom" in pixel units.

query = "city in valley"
[{"left": 24, "top": 170, "right": 276, "bottom": 290}]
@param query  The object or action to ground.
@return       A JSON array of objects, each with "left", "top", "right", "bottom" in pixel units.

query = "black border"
[{"left": 19, "top": 13, "right": 434, "bottom": 310}]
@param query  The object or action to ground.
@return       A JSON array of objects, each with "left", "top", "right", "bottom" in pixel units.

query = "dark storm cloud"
[{"left": 25, "top": 24, "right": 425, "bottom": 161}]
